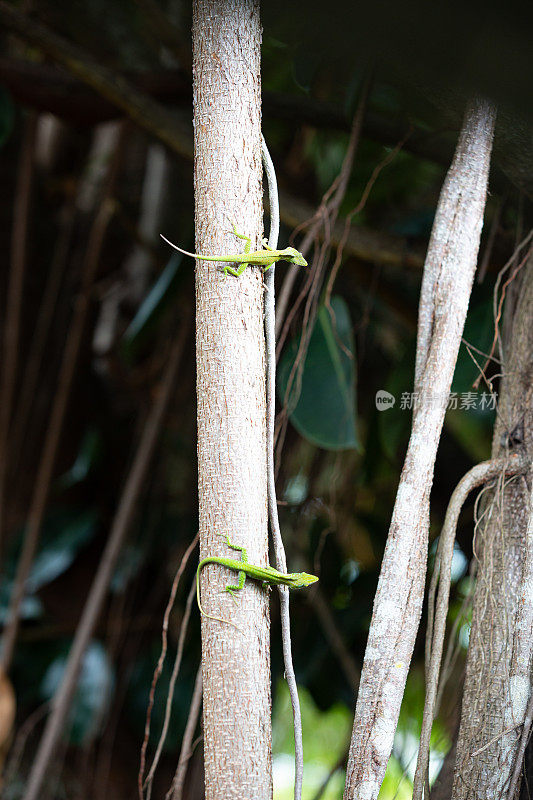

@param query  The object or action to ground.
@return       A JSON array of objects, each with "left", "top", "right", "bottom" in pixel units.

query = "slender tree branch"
[
  {"left": 133, "top": 0, "right": 191, "bottom": 68},
  {"left": 0, "top": 2, "right": 192, "bottom": 159},
  {"left": 0, "top": 57, "right": 458, "bottom": 174},
  {"left": 0, "top": 130, "right": 123, "bottom": 674},
  {"left": 343, "top": 98, "right": 496, "bottom": 800},
  {"left": 141, "top": 557, "right": 198, "bottom": 800},
  {"left": 0, "top": 37, "right": 425, "bottom": 278},
  {"left": 20, "top": 312, "right": 190, "bottom": 800},
  {"left": 168, "top": 664, "right": 203, "bottom": 800},
  {"left": 0, "top": 113, "right": 37, "bottom": 561},
  {"left": 275, "top": 76, "right": 372, "bottom": 339},
  {"left": 309, "top": 588, "right": 360, "bottom": 694},
  {"left": 413, "top": 454, "right": 529, "bottom": 800},
  {"left": 263, "top": 136, "right": 306, "bottom": 800},
  {"left": 11, "top": 196, "right": 76, "bottom": 470}
]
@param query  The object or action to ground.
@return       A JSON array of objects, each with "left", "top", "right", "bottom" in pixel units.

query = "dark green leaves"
[
  {"left": 40, "top": 641, "right": 114, "bottom": 744},
  {"left": 122, "top": 253, "right": 182, "bottom": 353},
  {"left": 278, "top": 296, "right": 360, "bottom": 451}
]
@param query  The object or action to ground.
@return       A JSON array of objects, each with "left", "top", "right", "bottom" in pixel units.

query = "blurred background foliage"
[{"left": 0, "top": 0, "right": 531, "bottom": 797}]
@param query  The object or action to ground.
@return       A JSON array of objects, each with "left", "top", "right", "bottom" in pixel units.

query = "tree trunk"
[
  {"left": 342, "top": 98, "right": 495, "bottom": 800},
  {"left": 452, "top": 254, "right": 533, "bottom": 800},
  {"left": 192, "top": 2, "right": 272, "bottom": 800}
]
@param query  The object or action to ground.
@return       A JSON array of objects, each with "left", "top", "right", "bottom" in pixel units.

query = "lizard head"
[
  {"left": 283, "top": 247, "right": 308, "bottom": 267},
  {"left": 291, "top": 572, "right": 319, "bottom": 588}
]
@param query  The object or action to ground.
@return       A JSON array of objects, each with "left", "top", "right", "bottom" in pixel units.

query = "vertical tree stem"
[
  {"left": 343, "top": 98, "right": 495, "bottom": 800},
  {"left": 192, "top": 2, "right": 271, "bottom": 799}
]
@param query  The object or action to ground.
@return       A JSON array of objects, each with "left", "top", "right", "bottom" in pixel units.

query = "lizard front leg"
[
  {"left": 226, "top": 568, "right": 246, "bottom": 599},
  {"left": 222, "top": 224, "right": 252, "bottom": 276},
  {"left": 220, "top": 534, "right": 248, "bottom": 597},
  {"left": 230, "top": 223, "right": 252, "bottom": 254}
]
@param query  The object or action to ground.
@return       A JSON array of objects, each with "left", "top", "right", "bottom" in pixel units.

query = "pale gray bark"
[
  {"left": 507, "top": 482, "right": 533, "bottom": 800},
  {"left": 413, "top": 454, "right": 528, "bottom": 800},
  {"left": 343, "top": 98, "right": 496, "bottom": 800},
  {"left": 452, "top": 255, "right": 533, "bottom": 800},
  {"left": 192, "top": 3, "right": 272, "bottom": 800}
]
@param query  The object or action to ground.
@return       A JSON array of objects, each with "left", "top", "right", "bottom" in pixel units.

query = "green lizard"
[
  {"left": 160, "top": 223, "right": 307, "bottom": 276},
  {"left": 197, "top": 534, "right": 318, "bottom": 627}
]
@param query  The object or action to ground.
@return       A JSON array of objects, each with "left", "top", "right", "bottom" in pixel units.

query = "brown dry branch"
[
  {"left": 343, "top": 98, "right": 496, "bottom": 800},
  {"left": 167, "top": 664, "right": 203, "bottom": 800},
  {"left": 500, "top": 199, "right": 525, "bottom": 359},
  {"left": 20, "top": 313, "right": 190, "bottom": 800},
  {"left": 323, "top": 131, "right": 409, "bottom": 312},
  {"left": 452, "top": 252, "right": 533, "bottom": 800},
  {"left": 2, "top": 701, "right": 48, "bottom": 789},
  {"left": 0, "top": 131, "right": 123, "bottom": 675},
  {"left": 0, "top": 57, "right": 191, "bottom": 125},
  {"left": 0, "top": 2, "right": 192, "bottom": 160},
  {"left": 0, "top": 9, "right": 425, "bottom": 287},
  {"left": 308, "top": 588, "right": 360, "bottom": 694},
  {"left": 274, "top": 79, "right": 371, "bottom": 476},
  {"left": 133, "top": 0, "right": 191, "bottom": 68},
  {"left": 413, "top": 454, "right": 529, "bottom": 800},
  {"left": 0, "top": 113, "right": 37, "bottom": 561},
  {"left": 140, "top": 559, "right": 198, "bottom": 800},
  {"left": 0, "top": 53, "right": 511, "bottom": 193},
  {"left": 275, "top": 75, "right": 372, "bottom": 343},
  {"left": 147, "top": 578, "right": 197, "bottom": 797},
  {"left": 11, "top": 196, "right": 76, "bottom": 471},
  {"left": 471, "top": 228, "right": 533, "bottom": 391},
  {"left": 472, "top": 236, "right": 533, "bottom": 391}
]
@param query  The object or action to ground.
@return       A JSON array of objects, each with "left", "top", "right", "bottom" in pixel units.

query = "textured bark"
[
  {"left": 413, "top": 454, "right": 528, "bottom": 800},
  {"left": 452, "top": 256, "right": 533, "bottom": 800},
  {"left": 192, "top": 3, "right": 271, "bottom": 800},
  {"left": 343, "top": 98, "right": 496, "bottom": 800}
]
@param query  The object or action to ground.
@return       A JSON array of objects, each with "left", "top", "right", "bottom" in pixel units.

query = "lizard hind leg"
[{"left": 225, "top": 568, "right": 246, "bottom": 600}]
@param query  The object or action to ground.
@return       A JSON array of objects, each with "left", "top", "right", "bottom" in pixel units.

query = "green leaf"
[
  {"left": 0, "top": 583, "right": 42, "bottom": 625},
  {"left": 0, "top": 509, "right": 97, "bottom": 625},
  {"left": 26, "top": 508, "right": 98, "bottom": 592},
  {"left": 57, "top": 428, "right": 102, "bottom": 489},
  {"left": 278, "top": 296, "right": 360, "bottom": 451},
  {"left": 40, "top": 641, "right": 114, "bottom": 744}
]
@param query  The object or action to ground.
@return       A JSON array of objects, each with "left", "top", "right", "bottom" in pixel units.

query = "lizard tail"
[
  {"left": 160, "top": 234, "right": 218, "bottom": 262},
  {"left": 196, "top": 563, "right": 243, "bottom": 632}
]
